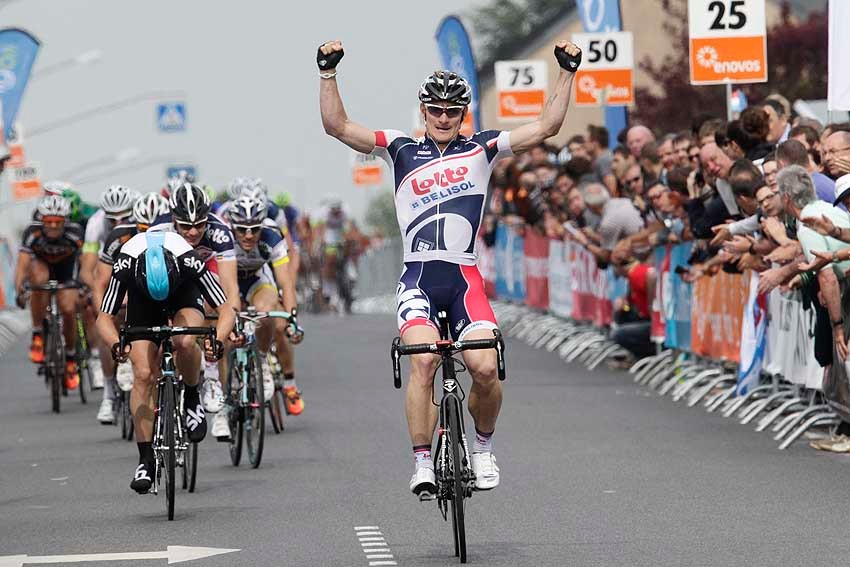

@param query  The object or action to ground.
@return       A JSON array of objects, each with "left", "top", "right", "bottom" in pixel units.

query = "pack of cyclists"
[{"left": 14, "top": 176, "right": 309, "bottom": 492}]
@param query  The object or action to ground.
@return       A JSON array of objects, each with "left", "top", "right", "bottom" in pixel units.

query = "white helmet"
[
  {"left": 37, "top": 195, "right": 71, "bottom": 218},
  {"left": 250, "top": 178, "right": 269, "bottom": 196},
  {"left": 133, "top": 192, "right": 169, "bottom": 225},
  {"left": 100, "top": 184, "right": 138, "bottom": 214},
  {"left": 43, "top": 180, "right": 73, "bottom": 196},
  {"left": 228, "top": 177, "right": 252, "bottom": 201}
]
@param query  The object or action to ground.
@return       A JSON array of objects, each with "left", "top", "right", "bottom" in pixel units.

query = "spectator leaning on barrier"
[
  {"left": 822, "top": 130, "right": 850, "bottom": 180},
  {"left": 639, "top": 142, "right": 664, "bottom": 186},
  {"left": 610, "top": 247, "right": 657, "bottom": 361},
  {"left": 571, "top": 183, "right": 643, "bottom": 266},
  {"left": 778, "top": 166, "right": 850, "bottom": 363}
]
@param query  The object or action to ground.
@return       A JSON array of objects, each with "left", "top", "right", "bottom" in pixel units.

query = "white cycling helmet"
[
  {"left": 133, "top": 192, "right": 169, "bottom": 225},
  {"left": 37, "top": 195, "right": 71, "bottom": 218},
  {"left": 100, "top": 184, "right": 138, "bottom": 214},
  {"left": 228, "top": 177, "right": 252, "bottom": 201},
  {"left": 250, "top": 178, "right": 269, "bottom": 196},
  {"left": 43, "top": 180, "right": 73, "bottom": 196}
]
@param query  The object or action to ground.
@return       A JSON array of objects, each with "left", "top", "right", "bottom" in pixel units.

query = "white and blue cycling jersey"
[
  {"left": 371, "top": 129, "right": 513, "bottom": 265},
  {"left": 149, "top": 212, "right": 236, "bottom": 265}
]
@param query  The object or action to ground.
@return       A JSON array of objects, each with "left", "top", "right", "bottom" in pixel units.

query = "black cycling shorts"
[
  {"left": 125, "top": 281, "right": 205, "bottom": 328},
  {"left": 46, "top": 258, "right": 78, "bottom": 284}
]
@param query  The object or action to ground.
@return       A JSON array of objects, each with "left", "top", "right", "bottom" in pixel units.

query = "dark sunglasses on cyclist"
[
  {"left": 425, "top": 104, "right": 465, "bottom": 119},
  {"left": 233, "top": 224, "right": 263, "bottom": 235},
  {"left": 175, "top": 219, "right": 208, "bottom": 231},
  {"left": 106, "top": 214, "right": 132, "bottom": 225}
]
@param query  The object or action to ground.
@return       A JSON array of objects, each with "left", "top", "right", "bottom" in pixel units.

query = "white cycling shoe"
[
  {"left": 471, "top": 452, "right": 500, "bottom": 491},
  {"left": 116, "top": 361, "right": 134, "bottom": 392},
  {"left": 202, "top": 378, "right": 224, "bottom": 413},
  {"left": 90, "top": 358, "right": 105, "bottom": 390},
  {"left": 260, "top": 357, "right": 274, "bottom": 402},
  {"left": 211, "top": 411, "right": 231, "bottom": 441},
  {"left": 97, "top": 398, "right": 115, "bottom": 424},
  {"left": 409, "top": 466, "right": 437, "bottom": 500}
]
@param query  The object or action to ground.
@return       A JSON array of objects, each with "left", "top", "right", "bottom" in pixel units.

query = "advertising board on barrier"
[
  {"left": 736, "top": 272, "right": 767, "bottom": 395},
  {"left": 764, "top": 289, "right": 821, "bottom": 390},
  {"left": 476, "top": 235, "right": 496, "bottom": 298},
  {"left": 494, "top": 224, "right": 525, "bottom": 302},
  {"left": 523, "top": 230, "right": 549, "bottom": 310},
  {"left": 571, "top": 245, "right": 612, "bottom": 327},
  {"left": 665, "top": 243, "right": 693, "bottom": 350},
  {"left": 691, "top": 269, "right": 749, "bottom": 361},
  {"left": 548, "top": 239, "right": 572, "bottom": 318}
]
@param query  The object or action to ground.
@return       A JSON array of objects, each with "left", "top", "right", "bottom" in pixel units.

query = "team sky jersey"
[
  {"left": 234, "top": 221, "right": 289, "bottom": 281},
  {"left": 101, "top": 232, "right": 227, "bottom": 316},
  {"left": 371, "top": 130, "right": 513, "bottom": 265},
  {"left": 21, "top": 222, "right": 85, "bottom": 265},
  {"left": 99, "top": 224, "right": 139, "bottom": 265},
  {"left": 149, "top": 212, "right": 236, "bottom": 264}
]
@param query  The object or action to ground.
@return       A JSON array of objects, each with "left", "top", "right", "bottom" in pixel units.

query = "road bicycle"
[
  {"left": 25, "top": 281, "right": 84, "bottom": 413},
  {"left": 226, "top": 307, "right": 299, "bottom": 468},
  {"left": 391, "top": 312, "right": 506, "bottom": 564},
  {"left": 119, "top": 324, "right": 215, "bottom": 520}
]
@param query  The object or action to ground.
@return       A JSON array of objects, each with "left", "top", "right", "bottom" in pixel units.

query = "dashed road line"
[{"left": 354, "top": 526, "right": 397, "bottom": 566}]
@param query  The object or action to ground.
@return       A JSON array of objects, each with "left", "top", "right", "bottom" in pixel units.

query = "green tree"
[
  {"left": 365, "top": 190, "right": 400, "bottom": 238},
  {"left": 468, "top": 0, "right": 576, "bottom": 72}
]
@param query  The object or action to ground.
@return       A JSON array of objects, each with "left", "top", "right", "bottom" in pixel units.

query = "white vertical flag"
[{"left": 828, "top": 0, "right": 850, "bottom": 111}]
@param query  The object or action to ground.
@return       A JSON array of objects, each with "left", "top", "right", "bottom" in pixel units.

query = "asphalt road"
[{"left": 2, "top": 312, "right": 850, "bottom": 567}]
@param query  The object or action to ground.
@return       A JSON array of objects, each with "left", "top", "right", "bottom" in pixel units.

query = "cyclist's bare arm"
[
  {"left": 216, "top": 259, "right": 241, "bottom": 312},
  {"left": 211, "top": 301, "right": 235, "bottom": 345},
  {"left": 93, "top": 261, "right": 112, "bottom": 310},
  {"left": 79, "top": 251, "right": 98, "bottom": 289},
  {"left": 318, "top": 40, "right": 376, "bottom": 154},
  {"left": 509, "top": 41, "right": 581, "bottom": 155},
  {"left": 14, "top": 252, "right": 31, "bottom": 294},
  {"left": 272, "top": 261, "right": 297, "bottom": 313}
]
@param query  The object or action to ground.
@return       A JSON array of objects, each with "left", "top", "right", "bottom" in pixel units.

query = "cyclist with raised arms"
[
  {"left": 93, "top": 193, "right": 170, "bottom": 396},
  {"left": 318, "top": 39, "right": 581, "bottom": 497},
  {"left": 225, "top": 194, "right": 304, "bottom": 424},
  {"left": 96, "top": 230, "right": 234, "bottom": 494},
  {"left": 148, "top": 183, "right": 241, "bottom": 435},
  {"left": 15, "top": 195, "right": 85, "bottom": 389}
]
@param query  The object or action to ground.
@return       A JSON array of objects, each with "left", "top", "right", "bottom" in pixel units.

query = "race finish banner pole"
[
  {"left": 577, "top": 0, "right": 626, "bottom": 148},
  {"left": 828, "top": 0, "right": 850, "bottom": 112},
  {"left": 435, "top": 16, "right": 480, "bottom": 135}
]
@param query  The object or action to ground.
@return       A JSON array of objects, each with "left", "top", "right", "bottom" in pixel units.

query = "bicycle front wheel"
[
  {"left": 187, "top": 441, "right": 198, "bottom": 493},
  {"left": 245, "top": 351, "right": 265, "bottom": 469},
  {"left": 227, "top": 361, "right": 244, "bottom": 466},
  {"left": 447, "top": 398, "right": 467, "bottom": 563},
  {"left": 46, "top": 321, "right": 62, "bottom": 414},
  {"left": 163, "top": 380, "right": 177, "bottom": 521}
]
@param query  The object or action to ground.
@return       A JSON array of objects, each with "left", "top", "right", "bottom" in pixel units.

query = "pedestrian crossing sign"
[{"left": 157, "top": 102, "right": 186, "bottom": 132}]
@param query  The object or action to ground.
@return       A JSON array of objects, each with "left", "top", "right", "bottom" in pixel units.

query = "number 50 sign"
[
  {"left": 571, "top": 32, "right": 634, "bottom": 106},
  {"left": 688, "top": 0, "right": 767, "bottom": 84}
]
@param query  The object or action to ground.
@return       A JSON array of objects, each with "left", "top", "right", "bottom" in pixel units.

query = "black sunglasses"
[{"left": 425, "top": 104, "right": 464, "bottom": 119}]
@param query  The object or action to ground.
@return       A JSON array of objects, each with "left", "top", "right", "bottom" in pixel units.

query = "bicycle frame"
[{"left": 151, "top": 339, "right": 185, "bottom": 495}]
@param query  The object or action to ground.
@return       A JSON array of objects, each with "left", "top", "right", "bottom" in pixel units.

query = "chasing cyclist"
[
  {"left": 15, "top": 195, "right": 85, "bottom": 389},
  {"left": 96, "top": 230, "right": 235, "bottom": 494},
  {"left": 318, "top": 38, "right": 581, "bottom": 497}
]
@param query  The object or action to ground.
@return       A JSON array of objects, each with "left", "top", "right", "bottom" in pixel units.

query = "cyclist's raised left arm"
[
  {"left": 509, "top": 41, "right": 581, "bottom": 155},
  {"left": 318, "top": 40, "right": 377, "bottom": 154}
]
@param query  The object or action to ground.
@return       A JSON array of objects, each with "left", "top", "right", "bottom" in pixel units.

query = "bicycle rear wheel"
[
  {"left": 245, "top": 351, "right": 265, "bottom": 469},
  {"left": 447, "top": 398, "right": 467, "bottom": 563},
  {"left": 163, "top": 380, "right": 177, "bottom": 521},
  {"left": 268, "top": 388, "right": 284, "bottom": 434}
]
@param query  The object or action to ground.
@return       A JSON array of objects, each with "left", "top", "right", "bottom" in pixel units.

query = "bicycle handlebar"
[
  {"left": 120, "top": 325, "right": 216, "bottom": 346},
  {"left": 23, "top": 281, "right": 84, "bottom": 292},
  {"left": 391, "top": 330, "right": 506, "bottom": 389}
]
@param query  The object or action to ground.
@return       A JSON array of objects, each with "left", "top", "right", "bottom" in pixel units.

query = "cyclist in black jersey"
[
  {"left": 15, "top": 195, "right": 85, "bottom": 390},
  {"left": 96, "top": 231, "right": 235, "bottom": 493}
]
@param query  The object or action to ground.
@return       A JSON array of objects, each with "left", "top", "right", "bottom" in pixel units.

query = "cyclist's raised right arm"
[{"left": 318, "top": 40, "right": 376, "bottom": 154}]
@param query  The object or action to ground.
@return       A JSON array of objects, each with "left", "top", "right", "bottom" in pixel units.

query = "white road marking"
[
  {"left": 50, "top": 477, "right": 69, "bottom": 481},
  {"left": 0, "top": 546, "right": 240, "bottom": 566},
  {"left": 354, "top": 526, "right": 398, "bottom": 566}
]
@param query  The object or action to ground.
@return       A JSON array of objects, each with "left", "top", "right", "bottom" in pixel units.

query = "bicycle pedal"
[{"left": 418, "top": 492, "right": 436, "bottom": 502}]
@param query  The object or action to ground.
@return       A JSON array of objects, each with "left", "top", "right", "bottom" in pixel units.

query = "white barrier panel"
[
  {"left": 548, "top": 239, "right": 572, "bottom": 318},
  {"left": 764, "top": 288, "right": 822, "bottom": 390}
]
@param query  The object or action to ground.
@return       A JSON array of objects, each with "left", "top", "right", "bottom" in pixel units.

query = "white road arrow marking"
[{"left": 0, "top": 546, "right": 240, "bottom": 566}]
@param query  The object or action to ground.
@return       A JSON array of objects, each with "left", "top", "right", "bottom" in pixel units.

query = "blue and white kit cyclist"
[{"left": 318, "top": 38, "right": 582, "bottom": 497}]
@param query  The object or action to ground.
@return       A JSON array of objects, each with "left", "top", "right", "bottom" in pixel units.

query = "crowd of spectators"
[{"left": 482, "top": 93, "right": 850, "bottom": 365}]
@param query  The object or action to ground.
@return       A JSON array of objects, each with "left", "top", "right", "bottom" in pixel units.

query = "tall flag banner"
[
  {"left": 828, "top": 0, "right": 850, "bottom": 111},
  {"left": 435, "top": 16, "right": 481, "bottom": 133},
  {"left": 577, "top": 0, "right": 626, "bottom": 147},
  {"left": 0, "top": 28, "right": 40, "bottom": 141}
]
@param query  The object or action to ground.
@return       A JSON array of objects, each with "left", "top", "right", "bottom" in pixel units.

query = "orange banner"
[
  {"left": 574, "top": 69, "right": 633, "bottom": 106},
  {"left": 690, "top": 270, "right": 749, "bottom": 361},
  {"left": 689, "top": 36, "right": 767, "bottom": 84},
  {"left": 498, "top": 90, "right": 545, "bottom": 120},
  {"left": 353, "top": 165, "right": 382, "bottom": 186}
]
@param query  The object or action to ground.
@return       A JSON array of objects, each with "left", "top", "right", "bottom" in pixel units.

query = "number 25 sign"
[{"left": 688, "top": 0, "right": 768, "bottom": 84}]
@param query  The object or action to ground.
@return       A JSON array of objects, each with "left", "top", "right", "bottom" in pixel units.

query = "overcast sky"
[{"left": 1, "top": 0, "right": 487, "bottom": 225}]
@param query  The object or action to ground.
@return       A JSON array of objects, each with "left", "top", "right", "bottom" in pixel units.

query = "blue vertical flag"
[
  {"left": 577, "top": 1, "right": 626, "bottom": 147},
  {"left": 435, "top": 16, "right": 481, "bottom": 132},
  {"left": 0, "top": 28, "right": 40, "bottom": 140}
]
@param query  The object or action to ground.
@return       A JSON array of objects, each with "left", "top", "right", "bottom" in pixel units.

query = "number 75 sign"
[
  {"left": 570, "top": 32, "right": 634, "bottom": 106},
  {"left": 688, "top": 0, "right": 767, "bottom": 84}
]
